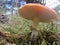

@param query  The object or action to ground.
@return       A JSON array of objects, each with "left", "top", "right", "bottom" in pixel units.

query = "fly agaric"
[{"left": 18, "top": 3, "right": 58, "bottom": 30}]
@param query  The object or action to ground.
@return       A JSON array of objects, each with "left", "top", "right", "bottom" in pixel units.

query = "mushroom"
[{"left": 18, "top": 3, "right": 58, "bottom": 30}]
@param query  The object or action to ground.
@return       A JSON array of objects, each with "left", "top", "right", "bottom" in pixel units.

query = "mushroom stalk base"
[{"left": 30, "top": 25, "right": 39, "bottom": 42}]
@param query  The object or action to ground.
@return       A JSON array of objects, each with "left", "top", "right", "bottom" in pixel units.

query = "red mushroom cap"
[{"left": 18, "top": 3, "right": 58, "bottom": 23}]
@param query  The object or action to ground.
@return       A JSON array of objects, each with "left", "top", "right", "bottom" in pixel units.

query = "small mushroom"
[{"left": 18, "top": 3, "right": 58, "bottom": 30}]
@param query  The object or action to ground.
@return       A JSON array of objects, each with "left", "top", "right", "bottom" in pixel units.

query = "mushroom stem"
[
  {"left": 30, "top": 17, "right": 40, "bottom": 40},
  {"left": 31, "top": 17, "right": 40, "bottom": 31}
]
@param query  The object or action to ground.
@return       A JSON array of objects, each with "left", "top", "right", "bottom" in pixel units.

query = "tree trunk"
[{"left": 26, "top": 0, "right": 46, "bottom": 5}]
